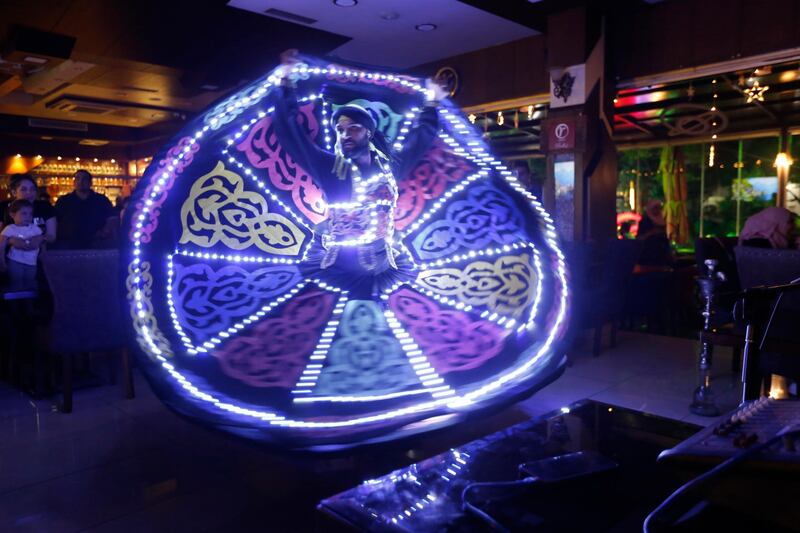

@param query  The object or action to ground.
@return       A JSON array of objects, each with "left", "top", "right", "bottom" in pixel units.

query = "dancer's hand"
[
  {"left": 274, "top": 49, "right": 300, "bottom": 82},
  {"left": 280, "top": 48, "right": 300, "bottom": 66},
  {"left": 425, "top": 78, "right": 448, "bottom": 103}
]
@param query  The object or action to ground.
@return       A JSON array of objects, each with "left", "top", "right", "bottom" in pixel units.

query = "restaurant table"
[{"left": 319, "top": 400, "right": 703, "bottom": 532}]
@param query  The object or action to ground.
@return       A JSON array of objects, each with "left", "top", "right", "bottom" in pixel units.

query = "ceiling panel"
[{"left": 228, "top": 0, "right": 538, "bottom": 68}]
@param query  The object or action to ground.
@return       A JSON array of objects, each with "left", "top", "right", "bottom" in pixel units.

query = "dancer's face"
[{"left": 336, "top": 116, "right": 370, "bottom": 158}]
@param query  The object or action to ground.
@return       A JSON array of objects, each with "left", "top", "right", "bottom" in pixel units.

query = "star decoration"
[{"left": 744, "top": 81, "right": 769, "bottom": 103}]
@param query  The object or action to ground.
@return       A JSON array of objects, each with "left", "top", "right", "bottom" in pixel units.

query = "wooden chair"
[{"left": 40, "top": 249, "right": 135, "bottom": 412}]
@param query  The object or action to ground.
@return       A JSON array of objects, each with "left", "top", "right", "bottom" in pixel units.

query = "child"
[{"left": 0, "top": 199, "right": 42, "bottom": 290}]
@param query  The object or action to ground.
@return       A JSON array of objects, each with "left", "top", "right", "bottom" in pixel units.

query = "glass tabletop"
[{"left": 318, "top": 400, "right": 701, "bottom": 532}]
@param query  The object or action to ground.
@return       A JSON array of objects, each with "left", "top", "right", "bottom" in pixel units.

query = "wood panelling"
[{"left": 416, "top": 35, "right": 548, "bottom": 108}]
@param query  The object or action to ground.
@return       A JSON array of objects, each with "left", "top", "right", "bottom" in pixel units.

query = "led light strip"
[
  {"left": 222, "top": 151, "right": 315, "bottom": 239},
  {"left": 396, "top": 239, "right": 418, "bottom": 268},
  {"left": 392, "top": 108, "right": 421, "bottom": 151},
  {"left": 400, "top": 169, "right": 489, "bottom": 236},
  {"left": 294, "top": 386, "right": 451, "bottom": 404},
  {"left": 291, "top": 292, "right": 349, "bottom": 394},
  {"left": 414, "top": 241, "right": 544, "bottom": 332},
  {"left": 165, "top": 254, "right": 310, "bottom": 355},
  {"left": 417, "top": 241, "right": 530, "bottom": 270},
  {"left": 522, "top": 245, "right": 545, "bottom": 333},
  {"left": 174, "top": 247, "right": 304, "bottom": 265},
  {"left": 321, "top": 97, "right": 333, "bottom": 150},
  {"left": 407, "top": 281, "right": 517, "bottom": 329},
  {"left": 128, "top": 64, "right": 569, "bottom": 430},
  {"left": 386, "top": 450, "right": 470, "bottom": 524},
  {"left": 221, "top": 93, "right": 320, "bottom": 147},
  {"left": 384, "top": 308, "right": 455, "bottom": 397}
]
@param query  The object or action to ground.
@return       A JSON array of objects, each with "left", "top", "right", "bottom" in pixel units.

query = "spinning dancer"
[
  {"left": 123, "top": 51, "right": 570, "bottom": 447},
  {"left": 272, "top": 51, "right": 447, "bottom": 297}
]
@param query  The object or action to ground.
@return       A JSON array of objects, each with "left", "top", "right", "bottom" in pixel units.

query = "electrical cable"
[
  {"left": 461, "top": 478, "right": 537, "bottom": 532},
  {"left": 643, "top": 425, "right": 800, "bottom": 532},
  {"left": 758, "top": 276, "right": 800, "bottom": 351}
]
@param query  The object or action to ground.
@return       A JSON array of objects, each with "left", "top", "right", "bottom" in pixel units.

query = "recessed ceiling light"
[
  {"left": 380, "top": 11, "right": 399, "bottom": 20},
  {"left": 333, "top": 0, "right": 357, "bottom": 6},
  {"left": 415, "top": 23, "right": 437, "bottom": 31}
]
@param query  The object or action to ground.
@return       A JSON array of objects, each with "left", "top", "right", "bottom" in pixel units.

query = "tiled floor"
[
  {"left": 516, "top": 330, "right": 743, "bottom": 426},
  {"left": 0, "top": 332, "right": 741, "bottom": 532}
]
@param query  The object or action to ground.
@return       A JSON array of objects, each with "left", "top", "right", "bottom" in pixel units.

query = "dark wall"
[
  {"left": 609, "top": 0, "right": 800, "bottom": 80},
  {"left": 414, "top": 35, "right": 548, "bottom": 108},
  {"left": 420, "top": 0, "right": 800, "bottom": 108}
]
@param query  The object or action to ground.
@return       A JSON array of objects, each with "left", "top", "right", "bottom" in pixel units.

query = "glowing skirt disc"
[{"left": 123, "top": 56, "right": 570, "bottom": 449}]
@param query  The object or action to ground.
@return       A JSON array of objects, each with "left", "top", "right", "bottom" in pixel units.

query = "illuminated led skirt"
[{"left": 123, "top": 56, "right": 570, "bottom": 449}]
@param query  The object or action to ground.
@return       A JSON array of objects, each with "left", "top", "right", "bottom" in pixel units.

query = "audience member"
[
  {"left": 739, "top": 206, "right": 798, "bottom": 249},
  {"left": 0, "top": 174, "right": 57, "bottom": 249},
  {"left": 513, "top": 160, "right": 532, "bottom": 189},
  {"left": 636, "top": 198, "right": 673, "bottom": 266},
  {"left": 55, "top": 170, "right": 117, "bottom": 249},
  {"left": 115, "top": 195, "right": 130, "bottom": 221},
  {"left": 512, "top": 160, "right": 543, "bottom": 199},
  {"left": 0, "top": 200, "right": 42, "bottom": 290}
]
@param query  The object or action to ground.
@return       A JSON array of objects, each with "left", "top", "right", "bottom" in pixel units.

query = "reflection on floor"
[
  {"left": 517, "top": 330, "right": 742, "bottom": 426},
  {"left": 0, "top": 332, "right": 740, "bottom": 532}
]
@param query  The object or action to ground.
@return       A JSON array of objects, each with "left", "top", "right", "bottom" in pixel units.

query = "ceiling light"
[
  {"left": 415, "top": 23, "right": 437, "bottom": 31},
  {"left": 380, "top": 11, "right": 399, "bottom": 20},
  {"left": 333, "top": 0, "right": 357, "bottom": 6}
]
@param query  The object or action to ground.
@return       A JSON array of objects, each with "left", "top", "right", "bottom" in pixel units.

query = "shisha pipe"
[{"left": 689, "top": 259, "right": 725, "bottom": 416}]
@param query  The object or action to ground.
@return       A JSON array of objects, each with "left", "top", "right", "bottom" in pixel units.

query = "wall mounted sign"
[
  {"left": 542, "top": 116, "right": 578, "bottom": 152},
  {"left": 549, "top": 64, "right": 586, "bottom": 109}
]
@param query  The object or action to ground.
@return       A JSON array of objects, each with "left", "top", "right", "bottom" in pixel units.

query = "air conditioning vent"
[
  {"left": 263, "top": 8, "right": 317, "bottom": 25},
  {"left": 46, "top": 97, "right": 123, "bottom": 115},
  {"left": 28, "top": 117, "right": 88, "bottom": 131},
  {"left": 117, "top": 85, "right": 159, "bottom": 93}
]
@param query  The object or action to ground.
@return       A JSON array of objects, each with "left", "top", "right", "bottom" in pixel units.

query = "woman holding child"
[{"left": 0, "top": 174, "right": 57, "bottom": 289}]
